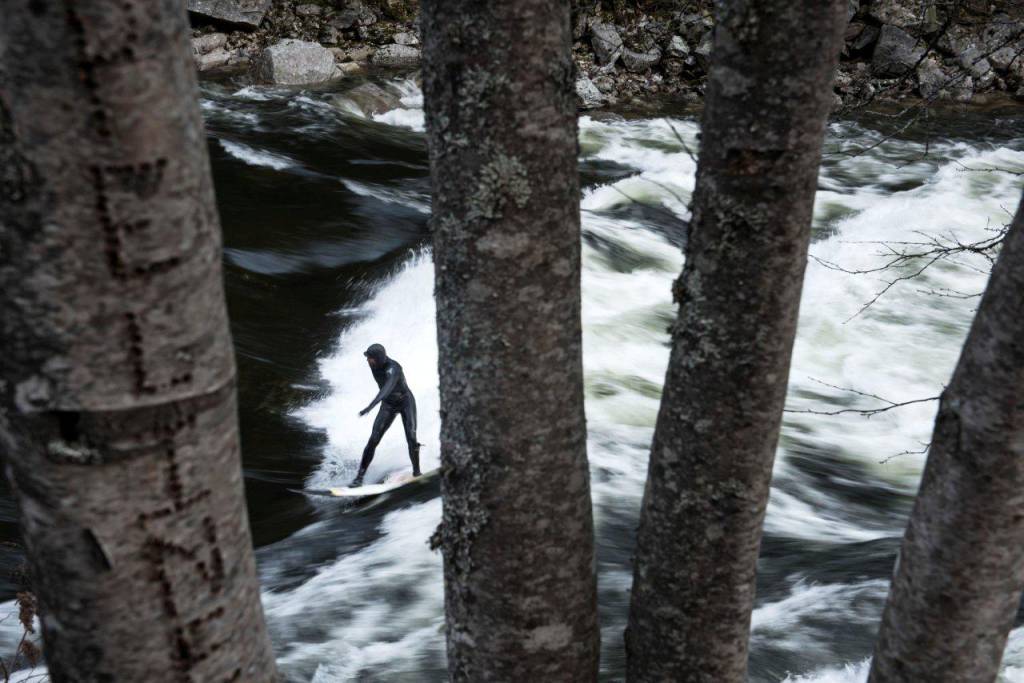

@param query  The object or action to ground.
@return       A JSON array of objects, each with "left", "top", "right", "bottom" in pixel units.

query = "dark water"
[{"left": 2, "top": 73, "right": 1023, "bottom": 682}]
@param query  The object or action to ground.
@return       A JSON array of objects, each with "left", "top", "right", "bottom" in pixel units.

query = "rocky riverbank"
[{"left": 189, "top": 0, "right": 1024, "bottom": 111}]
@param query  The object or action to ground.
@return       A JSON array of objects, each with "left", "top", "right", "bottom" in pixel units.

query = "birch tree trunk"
[
  {"left": 0, "top": 2, "right": 278, "bottom": 681},
  {"left": 869, "top": 195, "right": 1024, "bottom": 682},
  {"left": 625, "top": 1, "right": 847, "bottom": 680},
  {"left": 420, "top": 1, "right": 599, "bottom": 680}
]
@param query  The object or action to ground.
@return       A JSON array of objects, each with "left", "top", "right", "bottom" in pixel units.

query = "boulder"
[
  {"left": 916, "top": 57, "right": 946, "bottom": 100},
  {"left": 253, "top": 39, "right": 337, "bottom": 85},
  {"left": 623, "top": 47, "right": 662, "bottom": 73},
  {"left": 575, "top": 78, "right": 606, "bottom": 109},
  {"left": 957, "top": 46, "right": 995, "bottom": 89},
  {"left": 336, "top": 0, "right": 378, "bottom": 28},
  {"left": 666, "top": 35, "right": 690, "bottom": 58},
  {"left": 336, "top": 82, "right": 402, "bottom": 115},
  {"left": 370, "top": 44, "right": 421, "bottom": 68},
  {"left": 868, "top": 0, "right": 921, "bottom": 29},
  {"left": 954, "top": 75, "right": 974, "bottom": 102},
  {"left": 295, "top": 3, "right": 323, "bottom": 16},
  {"left": 187, "top": 0, "right": 271, "bottom": 30},
  {"left": 346, "top": 46, "right": 376, "bottom": 62},
  {"left": 851, "top": 23, "right": 880, "bottom": 52},
  {"left": 192, "top": 33, "right": 227, "bottom": 56},
  {"left": 394, "top": 32, "right": 420, "bottom": 46},
  {"left": 872, "top": 25, "right": 924, "bottom": 77},
  {"left": 591, "top": 23, "right": 624, "bottom": 66}
]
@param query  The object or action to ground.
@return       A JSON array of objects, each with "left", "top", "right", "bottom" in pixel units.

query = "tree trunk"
[
  {"left": 868, "top": 196, "right": 1024, "bottom": 682},
  {"left": 0, "top": 2, "right": 278, "bottom": 681},
  {"left": 420, "top": 1, "right": 599, "bottom": 680},
  {"left": 625, "top": 2, "right": 846, "bottom": 680}
]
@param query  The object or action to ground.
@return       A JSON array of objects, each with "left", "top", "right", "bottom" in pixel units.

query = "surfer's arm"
[{"left": 360, "top": 366, "right": 399, "bottom": 415}]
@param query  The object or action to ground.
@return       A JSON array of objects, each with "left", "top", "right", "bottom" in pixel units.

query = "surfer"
[{"left": 351, "top": 343, "right": 420, "bottom": 487}]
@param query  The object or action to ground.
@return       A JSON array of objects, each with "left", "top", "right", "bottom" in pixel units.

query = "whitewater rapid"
[
  {"left": 252, "top": 81, "right": 1023, "bottom": 681},
  {"left": 1, "top": 78, "right": 1020, "bottom": 682}
]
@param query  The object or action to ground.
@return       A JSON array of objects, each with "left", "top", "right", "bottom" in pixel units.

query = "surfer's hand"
[{"left": 358, "top": 407, "right": 370, "bottom": 417}]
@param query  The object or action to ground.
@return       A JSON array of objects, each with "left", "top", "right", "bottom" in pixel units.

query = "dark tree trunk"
[
  {"left": 420, "top": 1, "right": 599, "bottom": 680},
  {"left": 625, "top": 1, "right": 847, "bottom": 680},
  {"left": 0, "top": 2, "right": 278, "bottom": 681},
  {"left": 869, "top": 195, "right": 1024, "bottom": 682}
]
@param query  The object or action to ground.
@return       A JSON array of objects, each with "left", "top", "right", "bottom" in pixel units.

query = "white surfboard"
[{"left": 299, "top": 468, "right": 439, "bottom": 498}]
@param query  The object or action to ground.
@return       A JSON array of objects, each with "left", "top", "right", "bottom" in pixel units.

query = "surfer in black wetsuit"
[{"left": 351, "top": 343, "right": 420, "bottom": 487}]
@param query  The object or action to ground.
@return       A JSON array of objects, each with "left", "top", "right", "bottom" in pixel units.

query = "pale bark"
[
  {"left": 625, "top": 1, "right": 847, "bottom": 680},
  {"left": 0, "top": 2, "right": 277, "bottom": 681},
  {"left": 869, "top": 194, "right": 1024, "bottom": 682},
  {"left": 420, "top": 1, "right": 599, "bottom": 680}
]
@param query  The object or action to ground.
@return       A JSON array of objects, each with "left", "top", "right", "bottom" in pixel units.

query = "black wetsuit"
[{"left": 355, "top": 344, "right": 419, "bottom": 483}]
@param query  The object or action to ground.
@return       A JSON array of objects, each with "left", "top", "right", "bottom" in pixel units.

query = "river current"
[{"left": 1, "top": 75, "right": 1023, "bottom": 682}]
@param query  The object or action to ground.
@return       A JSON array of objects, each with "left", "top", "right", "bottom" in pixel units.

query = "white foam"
[{"left": 218, "top": 140, "right": 297, "bottom": 171}]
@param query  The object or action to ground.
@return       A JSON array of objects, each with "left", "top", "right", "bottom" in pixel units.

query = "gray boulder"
[
  {"left": 666, "top": 35, "right": 690, "bottom": 58},
  {"left": 916, "top": 57, "right": 946, "bottom": 100},
  {"left": 623, "top": 47, "right": 662, "bottom": 73},
  {"left": 335, "top": 0, "right": 378, "bottom": 28},
  {"left": 335, "top": 82, "right": 402, "bottom": 116},
  {"left": 253, "top": 39, "right": 337, "bottom": 85},
  {"left": 591, "top": 23, "right": 624, "bottom": 66},
  {"left": 394, "top": 32, "right": 420, "bottom": 46},
  {"left": 192, "top": 33, "right": 227, "bottom": 57},
  {"left": 958, "top": 46, "right": 995, "bottom": 89},
  {"left": 196, "top": 47, "right": 247, "bottom": 72},
  {"left": 575, "top": 78, "right": 606, "bottom": 109},
  {"left": 187, "top": 0, "right": 271, "bottom": 30},
  {"left": 295, "top": 3, "right": 323, "bottom": 16},
  {"left": 872, "top": 25, "right": 924, "bottom": 77},
  {"left": 370, "top": 44, "right": 421, "bottom": 68},
  {"left": 868, "top": 0, "right": 921, "bottom": 29}
]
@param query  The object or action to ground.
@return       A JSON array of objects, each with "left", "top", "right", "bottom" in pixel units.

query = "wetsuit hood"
[{"left": 364, "top": 343, "right": 388, "bottom": 366}]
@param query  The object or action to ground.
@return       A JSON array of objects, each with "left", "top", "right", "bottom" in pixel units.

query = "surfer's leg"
[
  {"left": 400, "top": 394, "right": 420, "bottom": 476},
  {"left": 353, "top": 405, "right": 398, "bottom": 485}
]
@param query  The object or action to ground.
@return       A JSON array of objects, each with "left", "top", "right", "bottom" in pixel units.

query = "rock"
[
  {"left": 378, "top": 0, "right": 417, "bottom": 21},
  {"left": 591, "top": 22, "right": 624, "bottom": 66},
  {"left": 336, "top": 62, "right": 364, "bottom": 77},
  {"left": 344, "top": 0, "right": 378, "bottom": 27},
  {"left": 196, "top": 47, "right": 234, "bottom": 72},
  {"left": 623, "top": 47, "right": 662, "bottom": 73},
  {"left": 192, "top": 33, "right": 227, "bottom": 56},
  {"left": 676, "top": 12, "right": 713, "bottom": 44},
  {"left": 295, "top": 3, "right": 322, "bottom": 16},
  {"left": 990, "top": 46, "right": 1020, "bottom": 72},
  {"left": 847, "top": 0, "right": 860, "bottom": 23},
  {"left": 329, "top": 47, "right": 348, "bottom": 62},
  {"left": 394, "top": 32, "right": 419, "bottom": 46},
  {"left": 332, "top": 1, "right": 377, "bottom": 30},
  {"left": 346, "top": 46, "right": 376, "bottom": 62},
  {"left": 1015, "top": 84, "right": 1024, "bottom": 101},
  {"left": 370, "top": 44, "right": 420, "bottom": 68},
  {"left": 667, "top": 35, "right": 690, "bottom": 58},
  {"left": 868, "top": 0, "right": 921, "bottom": 29},
  {"left": 663, "top": 58, "right": 685, "bottom": 77},
  {"left": 694, "top": 31, "right": 714, "bottom": 67},
  {"left": 593, "top": 75, "right": 617, "bottom": 94},
  {"left": 872, "top": 25, "right": 924, "bottom": 77},
  {"left": 319, "top": 26, "right": 342, "bottom": 45},
  {"left": 575, "top": 78, "right": 605, "bottom": 109},
  {"left": 954, "top": 75, "right": 974, "bottom": 102},
  {"left": 187, "top": 0, "right": 271, "bottom": 30},
  {"left": 336, "top": 82, "right": 402, "bottom": 115},
  {"left": 253, "top": 39, "right": 337, "bottom": 85},
  {"left": 851, "top": 23, "right": 880, "bottom": 51},
  {"left": 958, "top": 46, "right": 995, "bottom": 89},
  {"left": 916, "top": 57, "right": 946, "bottom": 99}
]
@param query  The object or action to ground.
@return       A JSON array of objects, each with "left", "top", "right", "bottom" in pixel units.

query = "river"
[{"left": 2, "top": 75, "right": 1023, "bottom": 682}]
